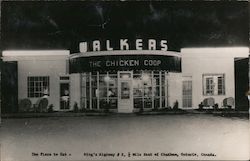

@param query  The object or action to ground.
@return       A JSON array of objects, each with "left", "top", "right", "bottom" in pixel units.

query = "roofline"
[
  {"left": 234, "top": 57, "right": 249, "bottom": 61},
  {"left": 2, "top": 50, "right": 70, "bottom": 57},
  {"left": 70, "top": 50, "right": 181, "bottom": 59},
  {"left": 181, "top": 47, "right": 249, "bottom": 53}
]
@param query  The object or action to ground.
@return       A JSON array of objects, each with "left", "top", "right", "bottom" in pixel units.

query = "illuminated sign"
[
  {"left": 90, "top": 59, "right": 161, "bottom": 67},
  {"left": 79, "top": 39, "right": 168, "bottom": 52},
  {"left": 70, "top": 54, "right": 181, "bottom": 73}
]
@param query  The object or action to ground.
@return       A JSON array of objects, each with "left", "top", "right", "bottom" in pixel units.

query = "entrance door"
[
  {"left": 118, "top": 71, "right": 133, "bottom": 113},
  {"left": 60, "top": 83, "right": 70, "bottom": 110},
  {"left": 182, "top": 80, "right": 192, "bottom": 108}
]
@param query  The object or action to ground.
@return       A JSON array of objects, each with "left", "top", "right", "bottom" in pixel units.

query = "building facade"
[
  {"left": 181, "top": 47, "right": 249, "bottom": 109},
  {"left": 2, "top": 50, "right": 70, "bottom": 111},
  {"left": 69, "top": 50, "right": 181, "bottom": 113},
  {"left": 2, "top": 47, "right": 249, "bottom": 113}
]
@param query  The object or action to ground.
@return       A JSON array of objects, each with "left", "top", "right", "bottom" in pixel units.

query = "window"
[
  {"left": 81, "top": 72, "right": 118, "bottom": 110},
  {"left": 206, "top": 77, "right": 214, "bottom": 95},
  {"left": 183, "top": 80, "right": 192, "bottom": 107},
  {"left": 217, "top": 76, "right": 225, "bottom": 95},
  {"left": 203, "top": 74, "right": 225, "bottom": 96},
  {"left": 133, "top": 71, "right": 166, "bottom": 109},
  {"left": 28, "top": 76, "right": 49, "bottom": 98},
  {"left": 80, "top": 71, "right": 167, "bottom": 110}
]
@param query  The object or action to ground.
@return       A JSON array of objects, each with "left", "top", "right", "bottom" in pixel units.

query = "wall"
[
  {"left": 3, "top": 51, "right": 69, "bottom": 111},
  {"left": 234, "top": 58, "right": 249, "bottom": 110},
  {"left": 1, "top": 61, "right": 18, "bottom": 113},
  {"left": 181, "top": 47, "right": 249, "bottom": 108},
  {"left": 18, "top": 58, "right": 68, "bottom": 110}
]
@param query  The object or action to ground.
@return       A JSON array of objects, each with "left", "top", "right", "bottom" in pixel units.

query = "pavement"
[
  {"left": 1, "top": 109, "right": 248, "bottom": 119},
  {"left": 0, "top": 114, "right": 249, "bottom": 161}
]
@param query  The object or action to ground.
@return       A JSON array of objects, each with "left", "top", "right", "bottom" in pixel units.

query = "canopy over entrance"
[{"left": 69, "top": 50, "right": 181, "bottom": 73}]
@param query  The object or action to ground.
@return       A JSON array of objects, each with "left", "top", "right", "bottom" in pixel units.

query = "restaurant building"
[
  {"left": 69, "top": 49, "right": 181, "bottom": 113},
  {"left": 2, "top": 41, "right": 249, "bottom": 113},
  {"left": 2, "top": 50, "right": 70, "bottom": 111}
]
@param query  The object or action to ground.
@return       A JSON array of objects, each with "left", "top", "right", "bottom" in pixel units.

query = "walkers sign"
[{"left": 79, "top": 39, "right": 168, "bottom": 52}]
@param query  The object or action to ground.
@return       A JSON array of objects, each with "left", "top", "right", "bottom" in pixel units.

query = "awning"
[{"left": 69, "top": 50, "right": 181, "bottom": 73}]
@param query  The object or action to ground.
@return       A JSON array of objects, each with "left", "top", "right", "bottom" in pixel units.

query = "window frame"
[
  {"left": 182, "top": 80, "right": 192, "bottom": 107},
  {"left": 202, "top": 74, "right": 225, "bottom": 96},
  {"left": 27, "top": 76, "right": 50, "bottom": 98}
]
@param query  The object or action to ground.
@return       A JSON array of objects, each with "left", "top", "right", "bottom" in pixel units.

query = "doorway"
[
  {"left": 182, "top": 80, "right": 192, "bottom": 108},
  {"left": 118, "top": 71, "right": 133, "bottom": 113},
  {"left": 60, "top": 83, "right": 70, "bottom": 110}
]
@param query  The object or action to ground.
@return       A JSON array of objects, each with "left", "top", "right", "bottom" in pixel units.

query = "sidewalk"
[
  {"left": 1, "top": 109, "right": 248, "bottom": 119},
  {"left": 185, "top": 109, "right": 249, "bottom": 119},
  {"left": 1, "top": 112, "right": 111, "bottom": 118},
  {"left": 1, "top": 109, "right": 188, "bottom": 118}
]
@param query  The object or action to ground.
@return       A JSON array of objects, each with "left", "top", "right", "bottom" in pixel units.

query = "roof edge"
[
  {"left": 2, "top": 50, "right": 70, "bottom": 57},
  {"left": 70, "top": 50, "right": 181, "bottom": 59}
]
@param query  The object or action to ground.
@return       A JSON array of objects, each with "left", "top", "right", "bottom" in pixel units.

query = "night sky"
[{"left": 1, "top": 1, "right": 249, "bottom": 53}]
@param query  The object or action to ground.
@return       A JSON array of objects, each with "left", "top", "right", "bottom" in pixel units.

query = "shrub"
[
  {"left": 37, "top": 98, "right": 49, "bottom": 112},
  {"left": 213, "top": 103, "right": 218, "bottom": 110},
  {"left": 48, "top": 104, "right": 54, "bottom": 113},
  {"left": 73, "top": 102, "right": 79, "bottom": 113},
  {"left": 104, "top": 102, "right": 110, "bottom": 113},
  {"left": 198, "top": 102, "right": 204, "bottom": 110},
  {"left": 79, "top": 107, "right": 86, "bottom": 113},
  {"left": 138, "top": 106, "right": 144, "bottom": 113},
  {"left": 173, "top": 100, "right": 179, "bottom": 110},
  {"left": 19, "top": 98, "right": 32, "bottom": 112}
]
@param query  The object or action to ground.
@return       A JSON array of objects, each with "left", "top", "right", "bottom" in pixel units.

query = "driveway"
[{"left": 0, "top": 114, "right": 249, "bottom": 160}]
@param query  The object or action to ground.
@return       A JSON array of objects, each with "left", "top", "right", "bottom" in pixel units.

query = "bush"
[
  {"left": 173, "top": 100, "right": 179, "bottom": 110},
  {"left": 19, "top": 98, "right": 32, "bottom": 112},
  {"left": 37, "top": 98, "right": 49, "bottom": 112},
  {"left": 79, "top": 107, "right": 87, "bottom": 113},
  {"left": 139, "top": 106, "right": 144, "bottom": 113},
  {"left": 48, "top": 104, "right": 54, "bottom": 113},
  {"left": 73, "top": 102, "right": 79, "bottom": 113},
  {"left": 227, "top": 105, "right": 232, "bottom": 110},
  {"left": 198, "top": 102, "right": 204, "bottom": 110},
  {"left": 104, "top": 102, "right": 110, "bottom": 113},
  {"left": 213, "top": 103, "right": 218, "bottom": 110}
]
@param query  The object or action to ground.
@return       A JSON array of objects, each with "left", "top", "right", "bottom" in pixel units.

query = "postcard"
[{"left": 1, "top": 1, "right": 249, "bottom": 161}]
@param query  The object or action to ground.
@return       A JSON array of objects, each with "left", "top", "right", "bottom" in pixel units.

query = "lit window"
[
  {"left": 206, "top": 77, "right": 214, "bottom": 95},
  {"left": 217, "top": 76, "right": 225, "bottom": 95},
  {"left": 27, "top": 76, "right": 50, "bottom": 98},
  {"left": 203, "top": 74, "right": 225, "bottom": 96}
]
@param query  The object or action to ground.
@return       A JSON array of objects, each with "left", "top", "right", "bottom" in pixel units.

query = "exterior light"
[
  {"left": 142, "top": 73, "right": 150, "bottom": 82},
  {"left": 122, "top": 74, "right": 129, "bottom": 79},
  {"left": 104, "top": 75, "right": 110, "bottom": 82}
]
